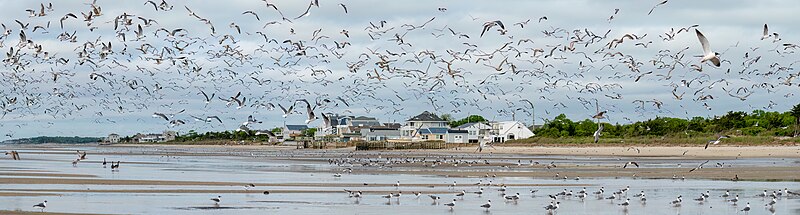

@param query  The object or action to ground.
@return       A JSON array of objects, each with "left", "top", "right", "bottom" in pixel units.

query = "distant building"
[
  {"left": 453, "top": 122, "right": 491, "bottom": 143},
  {"left": 446, "top": 129, "right": 469, "bottom": 143},
  {"left": 316, "top": 114, "right": 391, "bottom": 142},
  {"left": 489, "top": 121, "right": 534, "bottom": 142},
  {"left": 105, "top": 133, "right": 120, "bottom": 143},
  {"left": 382, "top": 122, "right": 402, "bottom": 129},
  {"left": 401, "top": 111, "right": 449, "bottom": 140},
  {"left": 132, "top": 131, "right": 177, "bottom": 143},
  {"left": 350, "top": 116, "right": 381, "bottom": 127},
  {"left": 283, "top": 124, "right": 309, "bottom": 140},
  {"left": 361, "top": 127, "right": 402, "bottom": 141},
  {"left": 415, "top": 127, "right": 448, "bottom": 141}
]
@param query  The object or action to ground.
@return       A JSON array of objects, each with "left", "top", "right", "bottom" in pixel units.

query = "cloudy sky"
[{"left": 0, "top": 0, "right": 798, "bottom": 140}]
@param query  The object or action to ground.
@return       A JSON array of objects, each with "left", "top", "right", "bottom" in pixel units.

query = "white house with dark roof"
[
  {"left": 400, "top": 111, "right": 449, "bottom": 140},
  {"left": 489, "top": 121, "right": 534, "bottom": 142}
]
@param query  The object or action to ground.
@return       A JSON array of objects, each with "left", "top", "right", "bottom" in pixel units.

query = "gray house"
[
  {"left": 446, "top": 129, "right": 469, "bottom": 143},
  {"left": 283, "top": 124, "right": 309, "bottom": 140}
]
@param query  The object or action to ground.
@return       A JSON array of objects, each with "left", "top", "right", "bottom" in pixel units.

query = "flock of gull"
[
  {"left": 0, "top": 0, "right": 798, "bottom": 137},
  {"left": 22, "top": 149, "right": 799, "bottom": 213}
]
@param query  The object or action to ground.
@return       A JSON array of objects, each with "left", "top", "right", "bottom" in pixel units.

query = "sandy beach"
[{"left": 1, "top": 144, "right": 799, "bottom": 214}]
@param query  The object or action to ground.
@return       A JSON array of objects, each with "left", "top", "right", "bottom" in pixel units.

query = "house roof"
[
  {"left": 417, "top": 127, "right": 449, "bottom": 134},
  {"left": 352, "top": 116, "right": 377, "bottom": 121},
  {"left": 285, "top": 125, "right": 309, "bottom": 131},
  {"left": 447, "top": 129, "right": 468, "bottom": 134},
  {"left": 454, "top": 122, "right": 489, "bottom": 129},
  {"left": 408, "top": 111, "right": 445, "bottom": 122},
  {"left": 382, "top": 123, "right": 402, "bottom": 129}
]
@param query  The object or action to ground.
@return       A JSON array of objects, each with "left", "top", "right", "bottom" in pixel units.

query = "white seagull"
[
  {"left": 761, "top": 24, "right": 771, "bottom": 40},
  {"left": 695, "top": 29, "right": 720, "bottom": 67},
  {"left": 704, "top": 135, "right": 728, "bottom": 149},
  {"left": 444, "top": 199, "right": 456, "bottom": 209},
  {"left": 593, "top": 123, "right": 604, "bottom": 143}
]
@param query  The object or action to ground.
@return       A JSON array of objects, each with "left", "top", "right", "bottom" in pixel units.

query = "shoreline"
[
  {"left": 5, "top": 144, "right": 800, "bottom": 158},
  {"left": 111, "top": 144, "right": 800, "bottom": 158}
]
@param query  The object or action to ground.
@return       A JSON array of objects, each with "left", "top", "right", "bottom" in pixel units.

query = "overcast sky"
[{"left": 0, "top": 0, "right": 798, "bottom": 140}]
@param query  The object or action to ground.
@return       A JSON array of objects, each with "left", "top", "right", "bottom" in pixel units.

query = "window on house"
[
  {"left": 438, "top": 135, "right": 444, "bottom": 139},
  {"left": 422, "top": 135, "right": 428, "bottom": 140}
]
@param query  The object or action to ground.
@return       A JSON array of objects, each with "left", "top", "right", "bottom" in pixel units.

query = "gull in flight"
[
  {"left": 592, "top": 111, "right": 607, "bottom": 119},
  {"left": 761, "top": 24, "right": 771, "bottom": 40},
  {"left": 296, "top": 99, "right": 317, "bottom": 124},
  {"left": 695, "top": 29, "right": 720, "bottom": 67},
  {"left": 242, "top": 115, "right": 262, "bottom": 126},
  {"left": 480, "top": 20, "right": 504, "bottom": 37},
  {"left": 278, "top": 103, "right": 294, "bottom": 118},
  {"left": 704, "top": 135, "right": 728, "bottom": 149},
  {"left": 593, "top": 123, "right": 604, "bottom": 143}
]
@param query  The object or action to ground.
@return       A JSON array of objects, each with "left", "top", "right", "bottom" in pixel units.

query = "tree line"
[{"left": 534, "top": 104, "right": 800, "bottom": 138}]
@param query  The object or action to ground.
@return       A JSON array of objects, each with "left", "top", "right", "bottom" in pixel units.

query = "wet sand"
[
  {"left": 0, "top": 211, "right": 110, "bottom": 215},
  {"left": 451, "top": 146, "right": 800, "bottom": 158},
  {"left": 1, "top": 144, "right": 799, "bottom": 214}
]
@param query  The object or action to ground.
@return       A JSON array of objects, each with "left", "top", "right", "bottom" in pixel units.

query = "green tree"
[
  {"left": 792, "top": 103, "right": 800, "bottom": 136},
  {"left": 302, "top": 128, "right": 317, "bottom": 137},
  {"left": 449, "top": 115, "right": 487, "bottom": 127},
  {"left": 440, "top": 114, "right": 454, "bottom": 123}
]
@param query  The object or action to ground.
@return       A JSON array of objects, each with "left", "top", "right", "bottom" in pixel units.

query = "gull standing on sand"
[
  {"left": 741, "top": 202, "right": 751, "bottom": 213},
  {"left": 765, "top": 197, "right": 777, "bottom": 207},
  {"left": 544, "top": 201, "right": 560, "bottom": 212},
  {"left": 729, "top": 195, "right": 740, "bottom": 205},
  {"left": 479, "top": 200, "right": 491, "bottom": 211},
  {"left": 429, "top": 194, "right": 441, "bottom": 202},
  {"left": 619, "top": 198, "right": 630, "bottom": 207},
  {"left": 670, "top": 195, "right": 682, "bottom": 206},
  {"left": 33, "top": 200, "right": 46, "bottom": 212},
  {"left": 444, "top": 199, "right": 456, "bottom": 209}
]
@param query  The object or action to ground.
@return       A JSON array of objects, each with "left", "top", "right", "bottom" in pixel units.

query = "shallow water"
[{"left": 0, "top": 145, "right": 798, "bottom": 214}]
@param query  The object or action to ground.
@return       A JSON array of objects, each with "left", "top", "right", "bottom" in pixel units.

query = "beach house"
[
  {"left": 453, "top": 122, "right": 491, "bottom": 143},
  {"left": 400, "top": 111, "right": 449, "bottom": 141},
  {"left": 489, "top": 121, "right": 535, "bottom": 142},
  {"left": 283, "top": 124, "right": 309, "bottom": 140}
]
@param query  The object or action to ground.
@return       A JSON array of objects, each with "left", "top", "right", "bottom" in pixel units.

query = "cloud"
[{"left": 0, "top": 0, "right": 798, "bottom": 139}]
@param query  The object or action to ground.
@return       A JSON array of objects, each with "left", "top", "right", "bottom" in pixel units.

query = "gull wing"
[{"left": 695, "top": 29, "right": 711, "bottom": 55}]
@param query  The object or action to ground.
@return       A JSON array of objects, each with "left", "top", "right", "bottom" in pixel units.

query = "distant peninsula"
[{"left": 1, "top": 136, "right": 102, "bottom": 144}]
